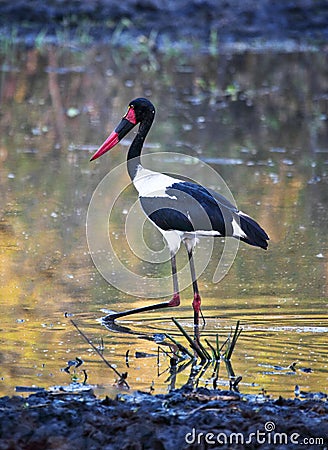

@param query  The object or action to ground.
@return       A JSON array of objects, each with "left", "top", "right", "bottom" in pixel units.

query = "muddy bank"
[
  {"left": 0, "top": 0, "right": 327, "bottom": 46},
  {"left": 0, "top": 386, "right": 327, "bottom": 449}
]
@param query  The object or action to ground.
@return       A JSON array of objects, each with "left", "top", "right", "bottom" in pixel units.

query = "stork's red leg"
[
  {"left": 103, "top": 252, "right": 180, "bottom": 323},
  {"left": 185, "top": 246, "right": 204, "bottom": 340}
]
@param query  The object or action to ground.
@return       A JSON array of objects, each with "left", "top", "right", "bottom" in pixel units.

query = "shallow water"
[{"left": 0, "top": 45, "right": 327, "bottom": 398}]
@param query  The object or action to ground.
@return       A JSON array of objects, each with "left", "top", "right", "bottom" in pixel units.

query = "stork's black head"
[
  {"left": 128, "top": 98, "right": 155, "bottom": 123},
  {"left": 90, "top": 98, "right": 155, "bottom": 161}
]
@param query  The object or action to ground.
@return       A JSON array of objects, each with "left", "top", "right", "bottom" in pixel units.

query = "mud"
[{"left": 0, "top": 386, "right": 327, "bottom": 449}]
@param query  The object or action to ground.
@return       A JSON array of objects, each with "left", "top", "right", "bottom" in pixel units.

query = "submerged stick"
[
  {"left": 216, "top": 334, "right": 219, "bottom": 357},
  {"left": 165, "top": 333, "right": 195, "bottom": 359},
  {"left": 171, "top": 317, "right": 207, "bottom": 361},
  {"left": 195, "top": 337, "right": 212, "bottom": 361},
  {"left": 70, "top": 319, "right": 129, "bottom": 389},
  {"left": 204, "top": 338, "right": 219, "bottom": 360},
  {"left": 225, "top": 320, "right": 242, "bottom": 361}
]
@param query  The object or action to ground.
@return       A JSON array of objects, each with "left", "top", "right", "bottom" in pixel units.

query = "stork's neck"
[
  {"left": 127, "top": 133, "right": 143, "bottom": 180},
  {"left": 127, "top": 114, "right": 154, "bottom": 181}
]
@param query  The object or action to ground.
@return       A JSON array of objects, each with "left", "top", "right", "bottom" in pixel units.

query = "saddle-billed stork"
[{"left": 90, "top": 98, "right": 269, "bottom": 330}]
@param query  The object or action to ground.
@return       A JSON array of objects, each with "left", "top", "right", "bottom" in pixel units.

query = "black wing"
[{"left": 140, "top": 181, "right": 269, "bottom": 249}]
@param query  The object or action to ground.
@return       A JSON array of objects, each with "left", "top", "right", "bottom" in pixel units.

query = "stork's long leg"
[
  {"left": 103, "top": 252, "right": 180, "bottom": 323},
  {"left": 185, "top": 245, "right": 204, "bottom": 340}
]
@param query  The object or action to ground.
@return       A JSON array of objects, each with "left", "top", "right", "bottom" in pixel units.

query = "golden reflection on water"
[{"left": 0, "top": 45, "right": 327, "bottom": 397}]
